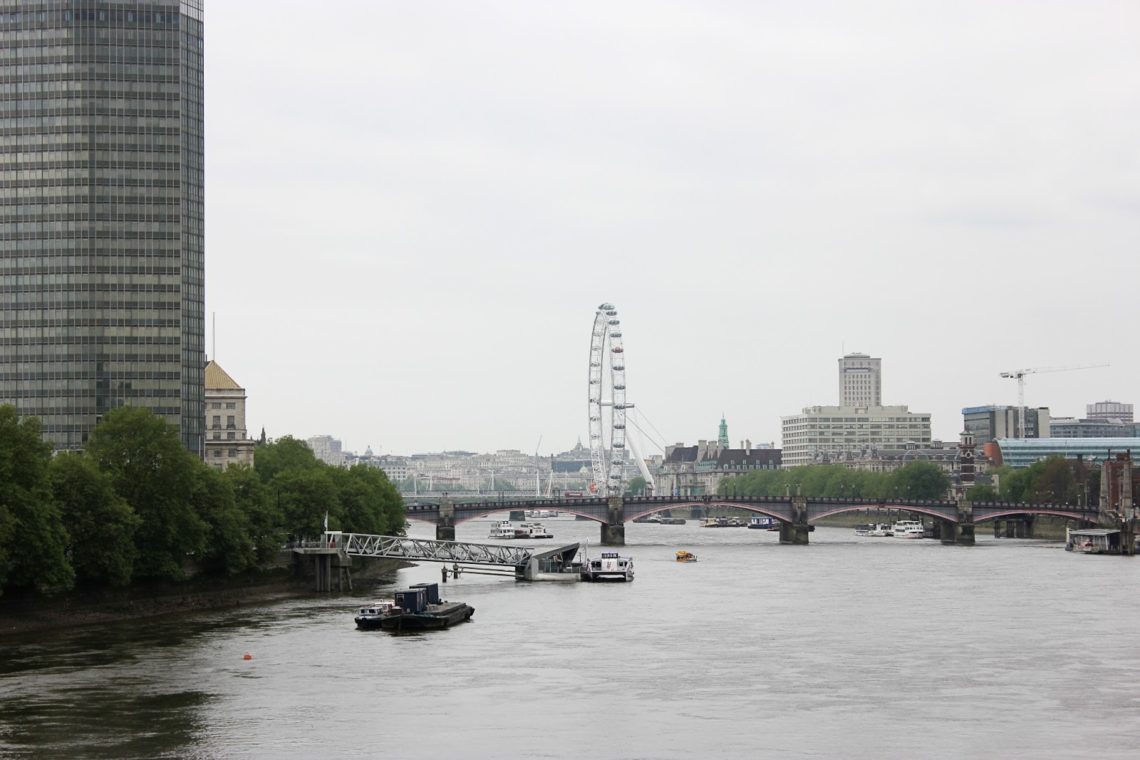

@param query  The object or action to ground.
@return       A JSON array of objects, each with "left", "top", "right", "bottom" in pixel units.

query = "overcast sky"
[{"left": 204, "top": 1, "right": 1140, "bottom": 457}]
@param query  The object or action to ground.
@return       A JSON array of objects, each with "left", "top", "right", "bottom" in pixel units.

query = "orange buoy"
[{"left": 242, "top": 653, "right": 252, "bottom": 661}]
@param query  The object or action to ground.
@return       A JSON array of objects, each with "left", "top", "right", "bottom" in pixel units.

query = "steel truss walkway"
[{"left": 341, "top": 533, "right": 537, "bottom": 568}]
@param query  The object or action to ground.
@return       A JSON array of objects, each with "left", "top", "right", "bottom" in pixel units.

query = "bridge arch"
[{"left": 810, "top": 503, "right": 958, "bottom": 523}]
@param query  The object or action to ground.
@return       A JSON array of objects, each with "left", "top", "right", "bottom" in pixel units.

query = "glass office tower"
[{"left": 0, "top": 1, "right": 205, "bottom": 453}]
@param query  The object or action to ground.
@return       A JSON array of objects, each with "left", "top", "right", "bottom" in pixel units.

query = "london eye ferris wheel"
[{"left": 588, "top": 303, "right": 654, "bottom": 497}]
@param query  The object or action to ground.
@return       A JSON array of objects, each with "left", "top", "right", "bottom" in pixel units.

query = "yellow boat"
[{"left": 675, "top": 550, "right": 698, "bottom": 563}]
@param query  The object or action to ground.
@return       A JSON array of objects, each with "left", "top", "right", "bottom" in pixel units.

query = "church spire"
[{"left": 718, "top": 414, "right": 729, "bottom": 448}]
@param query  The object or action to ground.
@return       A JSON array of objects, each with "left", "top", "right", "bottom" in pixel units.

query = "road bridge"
[{"left": 406, "top": 494, "right": 1101, "bottom": 546}]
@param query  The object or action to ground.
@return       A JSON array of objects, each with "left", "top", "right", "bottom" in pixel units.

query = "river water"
[{"left": 3, "top": 517, "right": 1140, "bottom": 759}]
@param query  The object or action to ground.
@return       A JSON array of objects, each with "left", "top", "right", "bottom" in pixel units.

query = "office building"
[
  {"left": 962, "top": 405, "right": 1050, "bottom": 444},
  {"left": 0, "top": 2, "right": 205, "bottom": 452},
  {"left": 1049, "top": 417, "right": 1139, "bottom": 439},
  {"left": 204, "top": 359, "right": 255, "bottom": 470},
  {"left": 994, "top": 438, "right": 1140, "bottom": 469},
  {"left": 1086, "top": 401, "right": 1133, "bottom": 424},
  {"left": 781, "top": 405, "right": 931, "bottom": 467},
  {"left": 838, "top": 353, "right": 881, "bottom": 407}
]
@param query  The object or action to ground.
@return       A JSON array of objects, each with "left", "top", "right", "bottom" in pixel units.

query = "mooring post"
[
  {"left": 436, "top": 495, "right": 456, "bottom": 541},
  {"left": 601, "top": 496, "right": 625, "bottom": 546}
]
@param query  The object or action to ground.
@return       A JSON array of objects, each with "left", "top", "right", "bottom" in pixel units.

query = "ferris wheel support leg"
[{"left": 601, "top": 497, "right": 626, "bottom": 546}]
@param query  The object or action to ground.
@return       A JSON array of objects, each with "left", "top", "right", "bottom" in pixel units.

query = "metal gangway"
[{"left": 341, "top": 533, "right": 535, "bottom": 568}]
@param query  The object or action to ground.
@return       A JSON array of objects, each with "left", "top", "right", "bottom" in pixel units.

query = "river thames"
[{"left": 2, "top": 517, "right": 1140, "bottom": 759}]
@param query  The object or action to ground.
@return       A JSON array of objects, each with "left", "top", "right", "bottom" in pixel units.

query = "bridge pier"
[
  {"left": 940, "top": 499, "right": 975, "bottom": 545},
  {"left": 1121, "top": 519, "right": 1136, "bottom": 556},
  {"left": 601, "top": 497, "right": 625, "bottom": 546},
  {"left": 779, "top": 497, "right": 810, "bottom": 545},
  {"left": 436, "top": 497, "right": 456, "bottom": 541}
]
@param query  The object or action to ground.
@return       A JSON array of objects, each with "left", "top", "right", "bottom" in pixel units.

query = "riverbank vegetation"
[
  {"left": 0, "top": 405, "right": 404, "bottom": 599},
  {"left": 719, "top": 461, "right": 952, "bottom": 501}
]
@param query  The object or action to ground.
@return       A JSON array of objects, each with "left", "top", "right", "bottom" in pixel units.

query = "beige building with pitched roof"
[{"left": 204, "top": 360, "right": 256, "bottom": 469}]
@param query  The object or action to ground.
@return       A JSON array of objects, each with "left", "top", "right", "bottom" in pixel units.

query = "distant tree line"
[
  {"left": 0, "top": 405, "right": 404, "bottom": 598},
  {"left": 965, "top": 456, "right": 1099, "bottom": 505},
  {"left": 719, "top": 461, "right": 952, "bottom": 501}
]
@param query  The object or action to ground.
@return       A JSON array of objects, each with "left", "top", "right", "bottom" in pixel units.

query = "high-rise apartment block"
[
  {"left": 838, "top": 353, "right": 881, "bottom": 407},
  {"left": 0, "top": 2, "right": 205, "bottom": 452}
]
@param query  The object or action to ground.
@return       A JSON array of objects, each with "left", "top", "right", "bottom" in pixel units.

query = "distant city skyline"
[{"left": 203, "top": 2, "right": 1139, "bottom": 456}]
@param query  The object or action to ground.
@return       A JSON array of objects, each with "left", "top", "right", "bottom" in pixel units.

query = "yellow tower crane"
[{"left": 999, "top": 363, "right": 1109, "bottom": 437}]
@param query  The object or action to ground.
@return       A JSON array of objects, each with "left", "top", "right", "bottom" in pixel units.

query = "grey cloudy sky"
[{"left": 204, "top": 1, "right": 1140, "bottom": 457}]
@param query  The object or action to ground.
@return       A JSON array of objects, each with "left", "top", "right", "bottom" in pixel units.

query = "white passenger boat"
[
  {"left": 488, "top": 520, "right": 516, "bottom": 539},
  {"left": 866, "top": 523, "right": 893, "bottom": 537},
  {"left": 581, "top": 551, "right": 635, "bottom": 582},
  {"left": 514, "top": 522, "right": 553, "bottom": 539},
  {"left": 891, "top": 520, "right": 925, "bottom": 539}
]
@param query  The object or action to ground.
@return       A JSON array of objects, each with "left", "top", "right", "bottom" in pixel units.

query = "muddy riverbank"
[{"left": 0, "top": 555, "right": 410, "bottom": 637}]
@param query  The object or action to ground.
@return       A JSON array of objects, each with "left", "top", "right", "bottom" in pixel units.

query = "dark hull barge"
[{"left": 356, "top": 583, "right": 474, "bottom": 632}]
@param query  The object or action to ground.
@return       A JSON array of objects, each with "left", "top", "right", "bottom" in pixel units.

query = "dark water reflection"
[{"left": 3, "top": 521, "right": 1140, "bottom": 759}]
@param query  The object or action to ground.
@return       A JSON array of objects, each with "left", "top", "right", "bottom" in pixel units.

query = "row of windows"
[
  {"left": 0, "top": 315, "right": 179, "bottom": 326},
  {"left": 0, "top": 230, "right": 182, "bottom": 240},
  {"left": 0, "top": 278, "right": 181, "bottom": 287},
  {"left": 0, "top": 8, "right": 185, "bottom": 28},
  {"left": 209, "top": 401, "right": 237, "bottom": 410},
  {"left": 0, "top": 334, "right": 182, "bottom": 344}
]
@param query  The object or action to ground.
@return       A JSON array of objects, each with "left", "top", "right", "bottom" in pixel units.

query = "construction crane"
[{"left": 999, "top": 363, "right": 1109, "bottom": 437}]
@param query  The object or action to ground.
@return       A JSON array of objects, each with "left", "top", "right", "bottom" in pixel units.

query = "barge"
[{"left": 357, "top": 583, "right": 474, "bottom": 631}]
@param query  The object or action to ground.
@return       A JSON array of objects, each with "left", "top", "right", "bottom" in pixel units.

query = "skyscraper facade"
[
  {"left": 838, "top": 352, "right": 881, "bottom": 407},
  {"left": 0, "top": 2, "right": 205, "bottom": 452}
]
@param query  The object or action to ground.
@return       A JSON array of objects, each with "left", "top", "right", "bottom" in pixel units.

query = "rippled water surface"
[{"left": 3, "top": 519, "right": 1140, "bottom": 759}]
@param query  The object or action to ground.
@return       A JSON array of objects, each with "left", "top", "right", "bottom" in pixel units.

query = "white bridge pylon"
[{"left": 588, "top": 303, "right": 656, "bottom": 497}]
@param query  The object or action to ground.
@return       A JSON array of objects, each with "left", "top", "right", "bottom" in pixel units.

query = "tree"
[
  {"left": 273, "top": 467, "right": 340, "bottom": 539},
  {"left": 890, "top": 461, "right": 951, "bottom": 500},
  {"left": 334, "top": 465, "right": 405, "bottom": 535},
  {"left": 192, "top": 462, "right": 256, "bottom": 576},
  {"left": 254, "top": 436, "right": 321, "bottom": 483},
  {"left": 49, "top": 453, "right": 140, "bottom": 587},
  {"left": 0, "top": 406, "right": 74, "bottom": 595},
  {"left": 966, "top": 483, "right": 998, "bottom": 502},
  {"left": 223, "top": 464, "right": 284, "bottom": 563},
  {"left": 85, "top": 406, "right": 207, "bottom": 581},
  {"left": 1027, "top": 456, "right": 1080, "bottom": 504},
  {"left": 626, "top": 476, "right": 647, "bottom": 496}
]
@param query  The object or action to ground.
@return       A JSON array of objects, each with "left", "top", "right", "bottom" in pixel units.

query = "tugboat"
[
  {"left": 354, "top": 600, "right": 400, "bottom": 630},
  {"left": 358, "top": 583, "right": 475, "bottom": 631},
  {"left": 581, "top": 551, "right": 635, "bottom": 582}
]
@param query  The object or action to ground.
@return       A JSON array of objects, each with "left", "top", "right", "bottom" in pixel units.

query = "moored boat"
[
  {"left": 488, "top": 520, "right": 516, "bottom": 539},
  {"left": 514, "top": 522, "right": 553, "bottom": 539},
  {"left": 365, "top": 583, "right": 474, "bottom": 631},
  {"left": 581, "top": 551, "right": 635, "bottom": 582},
  {"left": 891, "top": 520, "right": 925, "bottom": 539},
  {"left": 354, "top": 600, "right": 400, "bottom": 630}
]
